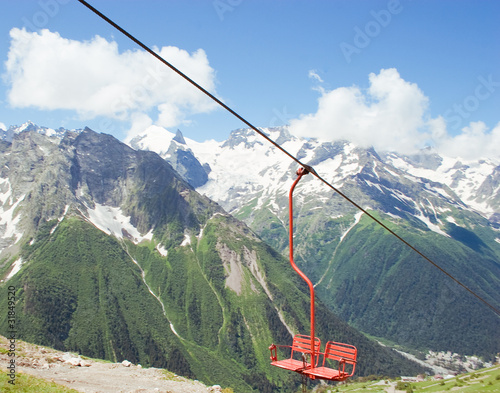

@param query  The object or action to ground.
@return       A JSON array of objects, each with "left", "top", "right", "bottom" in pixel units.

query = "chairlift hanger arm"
[{"left": 288, "top": 168, "right": 316, "bottom": 366}]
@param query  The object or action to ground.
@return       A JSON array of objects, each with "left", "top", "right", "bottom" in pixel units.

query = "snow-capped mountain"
[
  {"left": 129, "top": 124, "right": 500, "bottom": 357},
  {"left": 1, "top": 122, "right": 498, "bottom": 359},
  {"left": 0, "top": 121, "right": 77, "bottom": 142},
  {"left": 129, "top": 124, "right": 500, "bottom": 227},
  {"left": 128, "top": 125, "right": 211, "bottom": 188},
  {"left": 384, "top": 150, "right": 500, "bottom": 223}
]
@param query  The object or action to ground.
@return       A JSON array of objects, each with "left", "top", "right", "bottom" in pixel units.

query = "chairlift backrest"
[
  {"left": 292, "top": 334, "right": 321, "bottom": 361},
  {"left": 323, "top": 341, "right": 357, "bottom": 375}
]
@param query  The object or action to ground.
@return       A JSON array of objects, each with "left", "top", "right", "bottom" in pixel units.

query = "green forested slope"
[
  {"left": 0, "top": 214, "right": 427, "bottom": 392},
  {"left": 316, "top": 214, "right": 500, "bottom": 359}
]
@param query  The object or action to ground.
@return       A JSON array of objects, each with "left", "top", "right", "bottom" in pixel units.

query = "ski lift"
[{"left": 269, "top": 167, "right": 357, "bottom": 383}]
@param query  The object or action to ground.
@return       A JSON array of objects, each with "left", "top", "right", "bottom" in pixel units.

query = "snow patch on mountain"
[
  {"left": 156, "top": 244, "right": 168, "bottom": 256},
  {"left": 82, "top": 202, "right": 151, "bottom": 244},
  {"left": 415, "top": 207, "right": 449, "bottom": 237},
  {"left": 390, "top": 189, "right": 415, "bottom": 207},
  {"left": 0, "top": 193, "right": 25, "bottom": 247},
  {"left": 0, "top": 178, "right": 12, "bottom": 205},
  {"left": 340, "top": 211, "right": 364, "bottom": 243},
  {"left": 5, "top": 257, "right": 23, "bottom": 281},
  {"left": 143, "top": 229, "right": 154, "bottom": 241},
  {"left": 181, "top": 233, "right": 191, "bottom": 247},
  {"left": 50, "top": 205, "right": 70, "bottom": 234},
  {"left": 127, "top": 125, "right": 176, "bottom": 156},
  {"left": 446, "top": 216, "right": 457, "bottom": 224}
]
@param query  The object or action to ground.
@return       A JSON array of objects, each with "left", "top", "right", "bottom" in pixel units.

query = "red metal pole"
[{"left": 288, "top": 167, "right": 316, "bottom": 367}]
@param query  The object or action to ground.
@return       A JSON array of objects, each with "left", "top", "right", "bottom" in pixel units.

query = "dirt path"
[{"left": 1, "top": 336, "right": 222, "bottom": 392}]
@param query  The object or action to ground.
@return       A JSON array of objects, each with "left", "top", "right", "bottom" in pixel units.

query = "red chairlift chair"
[
  {"left": 269, "top": 167, "right": 358, "bottom": 383},
  {"left": 269, "top": 334, "right": 320, "bottom": 372}
]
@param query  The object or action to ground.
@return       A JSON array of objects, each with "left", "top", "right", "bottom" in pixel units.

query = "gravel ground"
[{"left": 0, "top": 335, "right": 223, "bottom": 393}]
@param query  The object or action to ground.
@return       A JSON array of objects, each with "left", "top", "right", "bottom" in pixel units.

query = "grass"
[
  {"left": 0, "top": 368, "right": 80, "bottom": 392},
  {"left": 308, "top": 364, "right": 500, "bottom": 393},
  {"left": 162, "top": 370, "right": 235, "bottom": 392},
  {"left": 411, "top": 365, "right": 500, "bottom": 393}
]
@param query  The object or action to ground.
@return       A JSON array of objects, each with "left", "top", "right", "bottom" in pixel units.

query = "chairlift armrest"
[
  {"left": 269, "top": 344, "right": 277, "bottom": 361},
  {"left": 269, "top": 343, "right": 293, "bottom": 361},
  {"left": 338, "top": 357, "right": 346, "bottom": 373}
]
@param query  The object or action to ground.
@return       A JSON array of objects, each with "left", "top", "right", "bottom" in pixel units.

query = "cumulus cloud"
[
  {"left": 0, "top": 122, "right": 6, "bottom": 131},
  {"left": 126, "top": 112, "right": 154, "bottom": 143},
  {"left": 4, "top": 28, "right": 219, "bottom": 137},
  {"left": 433, "top": 120, "right": 500, "bottom": 161},
  {"left": 289, "top": 68, "right": 500, "bottom": 160},
  {"left": 290, "top": 68, "right": 430, "bottom": 154}
]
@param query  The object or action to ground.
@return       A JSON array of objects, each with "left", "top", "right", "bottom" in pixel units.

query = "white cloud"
[
  {"left": 4, "top": 28, "right": 219, "bottom": 134},
  {"left": 433, "top": 121, "right": 500, "bottom": 161},
  {"left": 126, "top": 112, "right": 153, "bottom": 143},
  {"left": 290, "top": 68, "right": 430, "bottom": 154},
  {"left": 289, "top": 68, "right": 500, "bottom": 160},
  {"left": 0, "top": 122, "right": 6, "bottom": 131},
  {"left": 308, "top": 69, "right": 323, "bottom": 83}
]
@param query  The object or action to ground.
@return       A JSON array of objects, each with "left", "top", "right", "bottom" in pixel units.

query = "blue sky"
[{"left": 0, "top": 0, "right": 499, "bottom": 159}]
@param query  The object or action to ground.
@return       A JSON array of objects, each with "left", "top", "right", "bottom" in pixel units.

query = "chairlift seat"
[
  {"left": 302, "top": 341, "right": 357, "bottom": 381},
  {"left": 270, "top": 334, "right": 321, "bottom": 372}
]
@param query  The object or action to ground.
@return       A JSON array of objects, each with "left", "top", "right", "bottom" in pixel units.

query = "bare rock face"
[
  {"left": 0, "top": 127, "right": 219, "bottom": 258},
  {"left": 129, "top": 128, "right": 210, "bottom": 188}
]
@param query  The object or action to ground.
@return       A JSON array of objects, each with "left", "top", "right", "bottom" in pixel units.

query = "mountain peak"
[
  {"left": 19, "top": 120, "right": 37, "bottom": 131},
  {"left": 173, "top": 129, "right": 186, "bottom": 145},
  {"left": 0, "top": 122, "right": 81, "bottom": 142},
  {"left": 128, "top": 125, "right": 175, "bottom": 153}
]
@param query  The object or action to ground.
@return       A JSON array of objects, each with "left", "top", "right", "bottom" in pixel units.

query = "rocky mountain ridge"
[{"left": 129, "top": 125, "right": 500, "bottom": 225}]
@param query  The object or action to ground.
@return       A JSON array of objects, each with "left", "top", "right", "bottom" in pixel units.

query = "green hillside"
[
  {"left": 307, "top": 364, "right": 500, "bottom": 393},
  {"left": 316, "top": 213, "right": 500, "bottom": 359},
  {"left": 241, "top": 186, "right": 500, "bottom": 359},
  {"left": 0, "top": 213, "right": 427, "bottom": 392}
]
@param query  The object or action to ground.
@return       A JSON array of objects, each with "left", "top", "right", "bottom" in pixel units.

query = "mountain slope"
[
  {"left": 0, "top": 127, "right": 426, "bottom": 392},
  {"left": 129, "top": 125, "right": 500, "bottom": 359}
]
